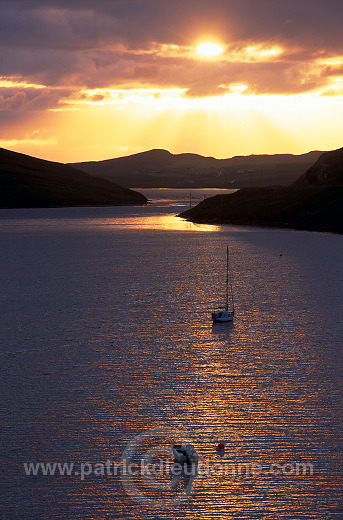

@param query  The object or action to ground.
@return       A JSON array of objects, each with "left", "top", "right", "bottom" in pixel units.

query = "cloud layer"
[
  {"left": 1, "top": 0, "right": 343, "bottom": 162},
  {"left": 1, "top": 0, "right": 342, "bottom": 107}
]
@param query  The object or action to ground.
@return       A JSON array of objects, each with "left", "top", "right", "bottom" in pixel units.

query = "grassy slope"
[{"left": 0, "top": 148, "right": 147, "bottom": 208}]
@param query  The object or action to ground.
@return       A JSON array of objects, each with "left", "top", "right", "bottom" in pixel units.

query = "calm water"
[{"left": 0, "top": 189, "right": 342, "bottom": 519}]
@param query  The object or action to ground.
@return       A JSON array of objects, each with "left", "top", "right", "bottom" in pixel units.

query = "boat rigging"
[{"left": 211, "top": 246, "right": 235, "bottom": 323}]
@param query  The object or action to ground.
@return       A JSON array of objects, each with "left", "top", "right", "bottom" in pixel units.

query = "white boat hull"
[{"left": 212, "top": 310, "right": 234, "bottom": 323}]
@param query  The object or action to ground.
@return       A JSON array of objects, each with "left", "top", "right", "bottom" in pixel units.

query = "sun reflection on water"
[
  {"left": 1, "top": 196, "right": 341, "bottom": 519},
  {"left": 104, "top": 214, "right": 220, "bottom": 231}
]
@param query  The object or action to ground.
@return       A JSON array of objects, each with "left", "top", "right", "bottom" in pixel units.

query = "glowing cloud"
[
  {"left": 1, "top": 1, "right": 343, "bottom": 162},
  {"left": 229, "top": 44, "right": 284, "bottom": 62}
]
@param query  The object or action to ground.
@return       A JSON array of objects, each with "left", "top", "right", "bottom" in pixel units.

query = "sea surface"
[{"left": 0, "top": 189, "right": 342, "bottom": 520}]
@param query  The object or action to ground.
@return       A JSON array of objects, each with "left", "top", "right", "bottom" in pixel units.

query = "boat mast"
[
  {"left": 226, "top": 245, "right": 235, "bottom": 313},
  {"left": 226, "top": 246, "right": 229, "bottom": 311}
]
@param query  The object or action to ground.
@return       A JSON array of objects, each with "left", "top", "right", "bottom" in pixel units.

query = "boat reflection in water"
[
  {"left": 171, "top": 444, "right": 199, "bottom": 495},
  {"left": 170, "top": 461, "right": 198, "bottom": 496}
]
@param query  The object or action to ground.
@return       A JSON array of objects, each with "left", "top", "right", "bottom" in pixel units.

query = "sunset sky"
[{"left": 1, "top": 0, "right": 343, "bottom": 162}]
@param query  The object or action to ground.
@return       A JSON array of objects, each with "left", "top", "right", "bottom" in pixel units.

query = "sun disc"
[{"left": 196, "top": 42, "right": 224, "bottom": 58}]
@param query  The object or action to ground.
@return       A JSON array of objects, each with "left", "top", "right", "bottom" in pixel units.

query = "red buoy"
[{"left": 216, "top": 443, "right": 225, "bottom": 450}]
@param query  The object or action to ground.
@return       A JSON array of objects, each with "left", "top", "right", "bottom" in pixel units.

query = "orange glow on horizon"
[
  {"left": 0, "top": 3, "right": 342, "bottom": 169},
  {"left": 1, "top": 45, "right": 343, "bottom": 163},
  {"left": 1, "top": 87, "right": 343, "bottom": 163}
]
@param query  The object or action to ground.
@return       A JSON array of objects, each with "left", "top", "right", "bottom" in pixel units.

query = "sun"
[{"left": 196, "top": 41, "right": 224, "bottom": 58}]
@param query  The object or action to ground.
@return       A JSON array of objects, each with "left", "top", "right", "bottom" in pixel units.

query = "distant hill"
[
  {"left": 70, "top": 148, "right": 324, "bottom": 188},
  {"left": 179, "top": 147, "right": 343, "bottom": 234},
  {"left": 0, "top": 148, "right": 147, "bottom": 208}
]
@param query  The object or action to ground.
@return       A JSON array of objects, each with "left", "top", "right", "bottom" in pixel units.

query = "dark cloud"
[
  {"left": 2, "top": 0, "right": 343, "bottom": 50},
  {"left": 0, "top": 0, "right": 342, "bottom": 103},
  {"left": 0, "top": 85, "right": 71, "bottom": 111},
  {"left": 0, "top": 91, "right": 27, "bottom": 110},
  {"left": 321, "top": 64, "right": 343, "bottom": 78}
]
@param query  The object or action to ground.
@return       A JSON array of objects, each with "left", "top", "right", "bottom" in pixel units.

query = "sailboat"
[
  {"left": 211, "top": 246, "right": 235, "bottom": 323},
  {"left": 172, "top": 444, "right": 199, "bottom": 464}
]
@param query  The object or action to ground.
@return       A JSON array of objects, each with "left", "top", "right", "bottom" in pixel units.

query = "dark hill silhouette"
[
  {"left": 0, "top": 148, "right": 147, "bottom": 208},
  {"left": 293, "top": 147, "right": 343, "bottom": 187},
  {"left": 70, "top": 148, "right": 324, "bottom": 188},
  {"left": 179, "top": 147, "right": 343, "bottom": 234}
]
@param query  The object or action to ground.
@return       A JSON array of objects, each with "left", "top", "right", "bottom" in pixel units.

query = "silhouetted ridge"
[
  {"left": 71, "top": 149, "right": 323, "bottom": 188},
  {"left": 179, "top": 148, "right": 343, "bottom": 234},
  {"left": 293, "top": 147, "right": 343, "bottom": 187},
  {"left": 0, "top": 148, "right": 147, "bottom": 208}
]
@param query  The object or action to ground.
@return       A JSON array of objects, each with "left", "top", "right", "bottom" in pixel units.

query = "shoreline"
[
  {"left": 178, "top": 186, "right": 343, "bottom": 235},
  {"left": 179, "top": 214, "right": 342, "bottom": 235}
]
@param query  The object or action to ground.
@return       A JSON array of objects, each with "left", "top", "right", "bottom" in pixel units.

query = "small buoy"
[{"left": 216, "top": 443, "right": 225, "bottom": 450}]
